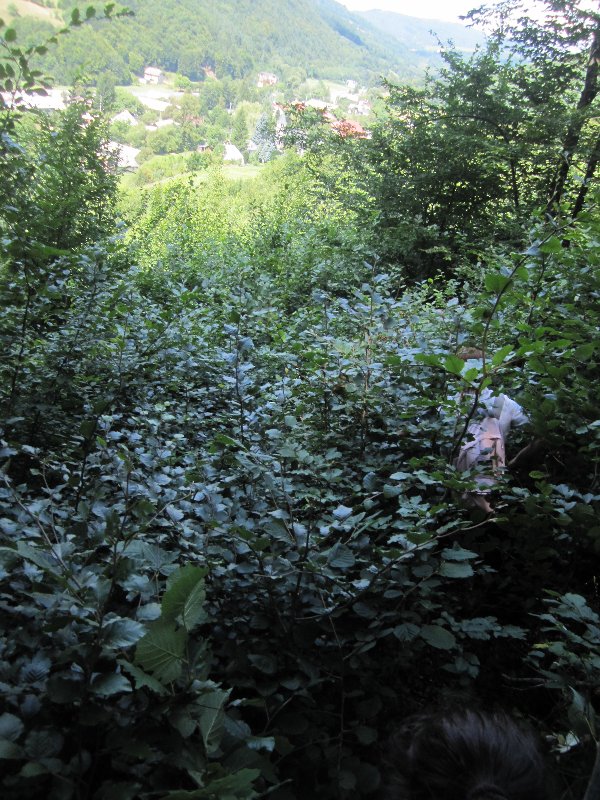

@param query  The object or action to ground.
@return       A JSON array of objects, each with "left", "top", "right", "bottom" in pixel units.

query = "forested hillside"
[
  {"left": 1, "top": 2, "right": 600, "bottom": 800},
  {"left": 8, "top": 0, "right": 431, "bottom": 86}
]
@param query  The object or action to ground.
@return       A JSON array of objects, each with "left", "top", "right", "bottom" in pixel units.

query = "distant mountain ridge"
[
  {"left": 358, "top": 8, "right": 483, "bottom": 57},
  {"left": 12, "top": 0, "right": 484, "bottom": 86}
]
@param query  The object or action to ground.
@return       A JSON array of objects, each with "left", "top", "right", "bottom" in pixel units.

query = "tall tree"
[{"left": 466, "top": 0, "right": 600, "bottom": 218}]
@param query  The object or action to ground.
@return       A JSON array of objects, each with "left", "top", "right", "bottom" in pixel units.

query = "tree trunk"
[
  {"left": 546, "top": 23, "right": 600, "bottom": 213},
  {"left": 571, "top": 132, "right": 600, "bottom": 219}
]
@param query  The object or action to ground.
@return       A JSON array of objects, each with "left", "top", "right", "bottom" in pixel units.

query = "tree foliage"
[{"left": 289, "top": 0, "right": 600, "bottom": 280}]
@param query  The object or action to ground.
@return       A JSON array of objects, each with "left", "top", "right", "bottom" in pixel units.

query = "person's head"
[{"left": 382, "top": 709, "right": 548, "bottom": 800}]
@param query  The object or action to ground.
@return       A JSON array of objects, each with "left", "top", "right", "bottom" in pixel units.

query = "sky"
[{"left": 339, "top": 0, "right": 479, "bottom": 23}]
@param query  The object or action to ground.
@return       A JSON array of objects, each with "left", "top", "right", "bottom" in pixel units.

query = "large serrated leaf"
[
  {"left": 102, "top": 617, "right": 146, "bottom": 649},
  {"left": 484, "top": 273, "right": 512, "bottom": 293},
  {"left": 118, "top": 660, "right": 168, "bottom": 695},
  {"left": 327, "top": 543, "right": 355, "bottom": 569},
  {"left": 443, "top": 355, "right": 464, "bottom": 376},
  {"left": 162, "top": 565, "right": 208, "bottom": 631},
  {"left": 134, "top": 621, "right": 186, "bottom": 683},
  {"left": 198, "top": 689, "right": 229, "bottom": 754},
  {"left": 16, "top": 541, "right": 61, "bottom": 576}
]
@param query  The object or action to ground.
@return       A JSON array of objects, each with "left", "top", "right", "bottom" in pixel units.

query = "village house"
[
  {"left": 111, "top": 109, "right": 138, "bottom": 126},
  {"left": 107, "top": 141, "right": 140, "bottom": 170},
  {"left": 257, "top": 71, "right": 278, "bottom": 88},
  {"left": 1, "top": 88, "right": 66, "bottom": 111},
  {"left": 143, "top": 66, "right": 165, "bottom": 84},
  {"left": 348, "top": 99, "right": 372, "bottom": 116},
  {"left": 330, "top": 118, "right": 369, "bottom": 138},
  {"left": 144, "top": 118, "right": 177, "bottom": 131},
  {"left": 223, "top": 142, "right": 244, "bottom": 165}
]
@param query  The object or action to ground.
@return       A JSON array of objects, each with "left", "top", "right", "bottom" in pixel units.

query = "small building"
[
  {"left": 346, "top": 79, "right": 358, "bottom": 92},
  {"left": 330, "top": 119, "right": 369, "bottom": 139},
  {"left": 1, "top": 89, "right": 66, "bottom": 111},
  {"left": 196, "top": 143, "right": 210, "bottom": 153},
  {"left": 257, "top": 71, "right": 278, "bottom": 88},
  {"left": 108, "top": 141, "right": 140, "bottom": 170},
  {"left": 143, "top": 67, "right": 165, "bottom": 84},
  {"left": 305, "top": 98, "right": 331, "bottom": 111},
  {"left": 348, "top": 100, "right": 372, "bottom": 116},
  {"left": 223, "top": 142, "right": 244, "bottom": 165},
  {"left": 111, "top": 109, "right": 138, "bottom": 125}
]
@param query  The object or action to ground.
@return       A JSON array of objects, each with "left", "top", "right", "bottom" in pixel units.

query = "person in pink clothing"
[{"left": 454, "top": 349, "right": 529, "bottom": 514}]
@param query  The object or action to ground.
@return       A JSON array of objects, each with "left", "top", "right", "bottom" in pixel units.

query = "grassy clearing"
[
  {"left": 119, "top": 158, "right": 262, "bottom": 192},
  {"left": 0, "top": 0, "right": 61, "bottom": 25}
]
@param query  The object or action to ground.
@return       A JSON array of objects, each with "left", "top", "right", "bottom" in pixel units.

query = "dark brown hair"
[{"left": 381, "top": 710, "right": 548, "bottom": 800}]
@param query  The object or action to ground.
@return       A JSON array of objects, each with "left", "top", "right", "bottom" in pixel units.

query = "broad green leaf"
[
  {"left": 389, "top": 471, "right": 411, "bottom": 481},
  {"left": 213, "top": 433, "right": 240, "bottom": 448},
  {"left": 16, "top": 541, "right": 61, "bottom": 577},
  {"left": 0, "top": 738, "right": 24, "bottom": 759},
  {"left": 573, "top": 343, "right": 595, "bottom": 360},
  {"left": 327, "top": 543, "right": 355, "bottom": 569},
  {"left": 25, "top": 729, "right": 63, "bottom": 759},
  {"left": 491, "top": 345, "right": 513, "bottom": 367},
  {"left": 140, "top": 543, "right": 177, "bottom": 572},
  {"left": 162, "top": 565, "right": 208, "bottom": 630},
  {"left": 441, "top": 546, "right": 478, "bottom": 561},
  {"left": 415, "top": 353, "right": 442, "bottom": 367},
  {"left": 198, "top": 689, "right": 229, "bottom": 754},
  {"left": 484, "top": 273, "right": 512, "bottom": 293},
  {"left": 420, "top": 625, "right": 456, "bottom": 650},
  {"left": 90, "top": 672, "right": 132, "bottom": 697},
  {"left": 443, "top": 355, "right": 464, "bottom": 376},
  {"left": 440, "top": 561, "right": 474, "bottom": 578},
  {"left": 393, "top": 623, "right": 420, "bottom": 642},
  {"left": 248, "top": 653, "right": 278, "bottom": 674},
  {"left": 118, "top": 660, "right": 168, "bottom": 695},
  {"left": 0, "top": 713, "right": 23, "bottom": 742},
  {"left": 539, "top": 236, "right": 563, "bottom": 253},
  {"left": 170, "top": 709, "right": 197, "bottom": 738},
  {"left": 162, "top": 769, "right": 259, "bottom": 798},
  {"left": 332, "top": 504, "right": 353, "bottom": 520},
  {"left": 102, "top": 617, "right": 146, "bottom": 649},
  {"left": 134, "top": 621, "right": 187, "bottom": 683}
]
